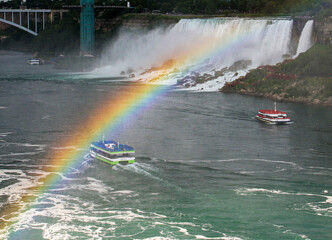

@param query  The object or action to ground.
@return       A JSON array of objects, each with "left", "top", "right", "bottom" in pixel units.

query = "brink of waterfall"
[{"left": 93, "top": 18, "right": 313, "bottom": 91}]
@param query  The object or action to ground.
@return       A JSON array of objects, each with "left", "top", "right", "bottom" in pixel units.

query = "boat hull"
[
  {"left": 90, "top": 150, "right": 135, "bottom": 165},
  {"left": 256, "top": 116, "right": 293, "bottom": 125},
  {"left": 90, "top": 141, "right": 135, "bottom": 165},
  {"left": 28, "top": 60, "right": 40, "bottom": 65}
]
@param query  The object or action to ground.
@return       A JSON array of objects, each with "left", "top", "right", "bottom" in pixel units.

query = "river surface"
[{"left": 0, "top": 51, "right": 331, "bottom": 240}]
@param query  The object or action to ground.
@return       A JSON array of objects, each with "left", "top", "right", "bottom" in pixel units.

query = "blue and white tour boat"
[{"left": 90, "top": 140, "right": 135, "bottom": 165}]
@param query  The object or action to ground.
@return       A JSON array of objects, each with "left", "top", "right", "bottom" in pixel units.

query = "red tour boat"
[{"left": 256, "top": 103, "right": 293, "bottom": 125}]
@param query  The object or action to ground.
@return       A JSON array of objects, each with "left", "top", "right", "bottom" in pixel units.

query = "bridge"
[
  {"left": 67, "top": 0, "right": 133, "bottom": 54},
  {"left": 0, "top": 1, "right": 133, "bottom": 55},
  {"left": 0, "top": 9, "right": 51, "bottom": 36}
]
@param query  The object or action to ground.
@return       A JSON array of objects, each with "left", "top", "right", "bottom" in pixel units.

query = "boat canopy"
[
  {"left": 259, "top": 110, "right": 286, "bottom": 115},
  {"left": 91, "top": 140, "right": 134, "bottom": 152}
]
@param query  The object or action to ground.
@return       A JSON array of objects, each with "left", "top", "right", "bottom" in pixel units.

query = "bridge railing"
[{"left": 0, "top": 9, "right": 67, "bottom": 35}]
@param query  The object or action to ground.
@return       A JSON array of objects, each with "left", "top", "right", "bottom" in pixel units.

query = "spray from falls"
[
  {"left": 295, "top": 20, "right": 314, "bottom": 58},
  {"left": 94, "top": 18, "right": 295, "bottom": 91}
]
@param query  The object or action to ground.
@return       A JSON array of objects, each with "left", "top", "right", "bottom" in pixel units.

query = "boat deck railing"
[{"left": 91, "top": 140, "right": 134, "bottom": 152}]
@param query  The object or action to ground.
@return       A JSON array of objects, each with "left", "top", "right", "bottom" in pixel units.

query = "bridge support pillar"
[{"left": 80, "top": 0, "right": 95, "bottom": 55}]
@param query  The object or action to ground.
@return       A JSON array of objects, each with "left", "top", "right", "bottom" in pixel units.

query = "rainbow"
[
  {"left": 2, "top": 18, "right": 279, "bottom": 238},
  {"left": 2, "top": 82, "right": 172, "bottom": 238}
]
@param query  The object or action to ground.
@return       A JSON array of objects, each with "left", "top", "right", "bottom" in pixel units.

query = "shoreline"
[
  {"left": 221, "top": 90, "right": 332, "bottom": 107},
  {"left": 220, "top": 44, "right": 332, "bottom": 107}
]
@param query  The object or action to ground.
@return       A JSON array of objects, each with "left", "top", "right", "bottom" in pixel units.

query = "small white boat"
[
  {"left": 256, "top": 103, "right": 293, "bottom": 125},
  {"left": 27, "top": 59, "right": 40, "bottom": 65}
]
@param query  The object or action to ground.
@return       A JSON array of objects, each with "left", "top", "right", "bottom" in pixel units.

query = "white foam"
[
  {"left": 168, "top": 222, "right": 243, "bottom": 240},
  {"left": 42, "top": 115, "right": 51, "bottom": 120},
  {"left": 5, "top": 142, "right": 46, "bottom": 148},
  {"left": 142, "top": 237, "right": 176, "bottom": 240},
  {"left": 235, "top": 188, "right": 289, "bottom": 196},
  {"left": 0, "top": 152, "right": 40, "bottom": 157},
  {"left": 51, "top": 177, "right": 114, "bottom": 194},
  {"left": 51, "top": 146, "right": 79, "bottom": 150},
  {"left": 180, "top": 70, "right": 248, "bottom": 92},
  {"left": 114, "top": 163, "right": 162, "bottom": 181},
  {"left": 235, "top": 187, "right": 332, "bottom": 217},
  {"left": 9, "top": 192, "right": 172, "bottom": 239},
  {"left": 0, "top": 169, "right": 50, "bottom": 205},
  {"left": 170, "top": 158, "right": 300, "bottom": 168},
  {"left": 0, "top": 132, "right": 12, "bottom": 137}
]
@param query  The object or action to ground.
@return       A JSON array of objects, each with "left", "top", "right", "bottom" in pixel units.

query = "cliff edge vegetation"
[{"left": 220, "top": 44, "right": 332, "bottom": 106}]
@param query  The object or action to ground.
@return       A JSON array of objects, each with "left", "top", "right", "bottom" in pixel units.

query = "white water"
[
  {"left": 94, "top": 18, "right": 296, "bottom": 91},
  {"left": 295, "top": 20, "right": 314, "bottom": 58}
]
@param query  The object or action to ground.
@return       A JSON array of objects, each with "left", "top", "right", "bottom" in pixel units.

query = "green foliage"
[
  {"left": 125, "top": 0, "right": 331, "bottom": 16},
  {"left": 1, "top": 0, "right": 21, "bottom": 8},
  {"left": 1, "top": 0, "right": 331, "bottom": 16},
  {"left": 222, "top": 44, "right": 332, "bottom": 104},
  {"left": 286, "top": 86, "right": 310, "bottom": 98},
  {"left": 0, "top": 27, "right": 34, "bottom": 51},
  {"left": 245, "top": 69, "right": 266, "bottom": 83},
  {"left": 31, "top": 18, "right": 80, "bottom": 56},
  {"left": 0, "top": 17, "right": 80, "bottom": 57},
  {"left": 205, "top": 0, "right": 218, "bottom": 15},
  {"left": 281, "top": 45, "right": 332, "bottom": 77}
]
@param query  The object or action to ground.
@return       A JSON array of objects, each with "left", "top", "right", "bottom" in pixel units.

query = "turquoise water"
[{"left": 0, "top": 51, "right": 331, "bottom": 239}]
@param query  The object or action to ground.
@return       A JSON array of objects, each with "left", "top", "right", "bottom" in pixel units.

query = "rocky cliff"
[
  {"left": 293, "top": 16, "right": 332, "bottom": 45},
  {"left": 96, "top": 14, "right": 332, "bottom": 46},
  {"left": 220, "top": 45, "right": 332, "bottom": 106},
  {"left": 95, "top": 14, "right": 179, "bottom": 32},
  {"left": 314, "top": 16, "right": 332, "bottom": 44}
]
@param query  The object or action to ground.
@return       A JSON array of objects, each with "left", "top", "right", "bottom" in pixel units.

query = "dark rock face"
[
  {"left": 96, "top": 15, "right": 332, "bottom": 46},
  {"left": 95, "top": 14, "right": 179, "bottom": 32},
  {"left": 314, "top": 16, "right": 332, "bottom": 45},
  {"left": 291, "top": 17, "right": 313, "bottom": 53},
  {"left": 293, "top": 17, "right": 313, "bottom": 38},
  {"left": 228, "top": 60, "right": 252, "bottom": 72}
]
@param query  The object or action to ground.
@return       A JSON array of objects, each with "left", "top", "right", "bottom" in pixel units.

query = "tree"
[
  {"left": 160, "top": 2, "right": 173, "bottom": 13},
  {"left": 229, "top": 0, "right": 247, "bottom": 12},
  {"left": 174, "top": 1, "right": 193, "bottom": 14},
  {"left": 219, "top": 0, "right": 230, "bottom": 11},
  {"left": 193, "top": 0, "right": 205, "bottom": 14},
  {"left": 247, "top": 0, "right": 264, "bottom": 13},
  {"left": 134, "top": 4, "right": 144, "bottom": 13},
  {"left": 205, "top": 0, "right": 218, "bottom": 14},
  {"left": 263, "top": 1, "right": 277, "bottom": 15}
]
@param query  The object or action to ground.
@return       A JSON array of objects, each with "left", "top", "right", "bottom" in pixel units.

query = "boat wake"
[
  {"left": 113, "top": 161, "right": 164, "bottom": 181},
  {"left": 235, "top": 187, "right": 332, "bottom": 218}
]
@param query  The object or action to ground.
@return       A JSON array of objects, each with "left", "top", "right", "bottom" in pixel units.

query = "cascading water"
[
  {"left": 94, "top": 18, "right": 294, "bottom": 91},
  {"left": 294, "top": 20, "right": 314, "bottom": 58}
]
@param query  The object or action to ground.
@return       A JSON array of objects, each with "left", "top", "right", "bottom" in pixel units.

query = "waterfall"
[
  {"left": 95, "top": 18, "right": 294, "bottom": 91},
  {"left": 295, "top": 20, "right": 314, "bottom": 58}
]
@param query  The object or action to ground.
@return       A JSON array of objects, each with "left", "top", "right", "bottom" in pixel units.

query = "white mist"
[{"left": 93, "top": 18, "right": 298, "bottom": 91}]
